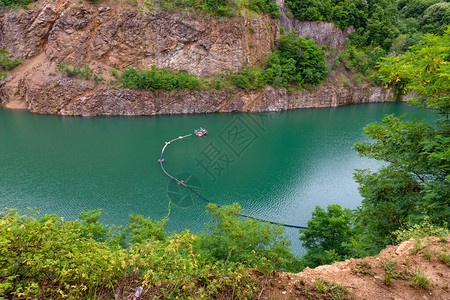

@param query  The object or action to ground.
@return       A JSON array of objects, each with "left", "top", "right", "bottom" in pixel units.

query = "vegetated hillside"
[{"left": 0, "top": 0, "right": 393, "bottom": 116}]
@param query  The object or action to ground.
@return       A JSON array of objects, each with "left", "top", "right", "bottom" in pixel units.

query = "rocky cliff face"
[
  {"left": 1, "top": 0, "right": 278, "bottom": 75},
  {"left": 276, "top": 0, "right": 353, "bottom": 51},
  {"left": 23, "top": 71, "right": 390, "bottom": 117},
  {"left": 0, "top": 0, "right": 392, "bottom": 116}
]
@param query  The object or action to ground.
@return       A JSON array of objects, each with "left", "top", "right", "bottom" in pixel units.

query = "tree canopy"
[
  {"left": 300, "top": 29, "right": 449, "bottom": 262},
  {"left": 351, "top": 28, "right": 449, "bottom": 255}
]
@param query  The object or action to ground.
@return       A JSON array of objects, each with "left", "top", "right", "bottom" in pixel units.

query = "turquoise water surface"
[{"left": 0, "top": 103, "right": 436, "bottom": 255}]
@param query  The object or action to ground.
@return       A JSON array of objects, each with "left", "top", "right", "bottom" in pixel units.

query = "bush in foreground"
[{"left": 0, "top": 203, "right": 297, "bottom": 299}]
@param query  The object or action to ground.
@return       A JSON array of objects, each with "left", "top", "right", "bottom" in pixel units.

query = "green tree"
[
  {"left": 197, "top": 203, "right": 300, "bottom": 271},
  {"left": 421, "top": 2, "right": 450, "bottom": 34},
  {"left": 299, "top": 204, "right": 354, "bottom": 267},
  {"left": 375, "top": 27, "right": 449, "bottom": 112},
  {"left": 353, "top": 28, "right": 450, "bottom": 256},
  {"left": 265, "top": 31, "right": 328, "bottom": 87}
]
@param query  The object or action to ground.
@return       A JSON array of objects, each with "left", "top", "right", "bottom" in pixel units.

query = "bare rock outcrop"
[
  {"left": 0, "top": 0, "right": 391, "bottom": 116},
  {"left": 1, "top": 0, "right": 278, "bottom": 77},
  {"left": 277, "top": 0, "right": 353, "bottom": 50},
  {"left": 0, "top": 1, "right": 63, "bottom": 58}
]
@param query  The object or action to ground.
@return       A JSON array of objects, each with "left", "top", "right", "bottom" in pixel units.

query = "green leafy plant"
[
  {"left": 56, "top": 63, "right": 93, "bottom": 80},
  {"left": 0, "top": 49, "right": 21, "bottom": 71},
  {"left": 311, "top": 278, "right": 348, "bottom": 300},
  {"left": 436, "top": 248, "right": 450, "bottom": 266},
  {"left": 299, "top": 204, "right": 354, "bottom": 268},
  {"left": 93, "top": 73, "right": 104, "bottom": 82},
  {"left": 351, "top": 261, "right": 372, "bottom": 275},
  {"left": 120, "top": 66, "right": 202, "bottom": 91},
  {"left": 380, "top": 259, "right": 406, "bottom": 286},
  {"left": 410, "top": 269, "right": 431, "bottom": 289},
  {"left": 197, "top": 203, "right": 300, "bottom": 272},
  {"left": 394, "top": 217, "right": 450, "bottom": 243},
  {"left": 0, "top": 0, "right": 36, "bottom": 8}
]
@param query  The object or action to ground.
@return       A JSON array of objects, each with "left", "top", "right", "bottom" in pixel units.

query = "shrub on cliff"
[
  {"left": 335, "top": 43, "right": 386, "bottom": 75},
  {"left": 0, "top": 49, "right": 21, "bottom": 71},
  {"left": 145, "top": 0, "right": 279, "bottom": 18},
  {"left": 56, "top": 63, "right": 93, "bottom": 80},
  {"left": 120, "top": 66, "right": 202, "bottom": 91},
  {"left": 248, "top": 0, "right": 280, "bottom": 18},
  {"left": 231, "top": 32, "right": 328, "bottom": 90},
  {"left": 0, "top": 0, "right": 34, "bottom": 8},
  {"left": 264, "top": 32, "right": 328, "bottom": 87}
]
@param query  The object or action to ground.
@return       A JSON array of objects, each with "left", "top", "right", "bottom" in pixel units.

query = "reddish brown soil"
[{"left": 260, "top": 237, "right": 450, "bottom": 300}]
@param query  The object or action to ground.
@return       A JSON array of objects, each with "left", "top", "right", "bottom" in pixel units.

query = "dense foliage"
[
  {"left": 334, "top": 42, "right": 385, "bottom": 75},
  {"left": 299, "top": 29, "right": 449, "bottom": 267},
  {"left": 142, "top": 0, "right": 280, "bottom": 18},
  {"left": 352, "top": 30, "right": 449, "bottom": 255},
  {"left": 200, "top": 0, "right": 279, "bottom": 17},
  {"left": 0, "top": 0, "right": 34, "bottom": 8},
  {"left": 0, "top": 204, "right": 297, "bottom": 299},
  {"left": 285, "top": 0, "right": 368, "bottom": 29},
  {"left": 198, "top": 204, "right": 300, "bottom": 271},
  {"left": 299, "top": 205, "right": 354, "bottom": 267},
  {"left": 230, "top": 32, "right": 328, "bottom": 90},
  {"left": 286, "top": 0, "right": 449, "bottom": 51},
  {"left": 120, "top": 66, "right": 202, "bottom": 91},
  {"left": 374, "top": 28, "right": 450, "bottom": 111},
  {"left": 267, "top": 32, "right": 328, "bottom": 86},
  {"left": 0, "top": 50, "right": 21, "bottom": 71}
]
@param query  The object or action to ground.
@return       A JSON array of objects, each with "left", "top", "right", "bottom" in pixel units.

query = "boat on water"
[{"left": 194, "top": 128, "right": 208, "bottom": 137}]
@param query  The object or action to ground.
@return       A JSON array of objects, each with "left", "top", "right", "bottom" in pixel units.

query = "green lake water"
[{"left": 0, "top": 103, "right": 437, "bottom": 256}]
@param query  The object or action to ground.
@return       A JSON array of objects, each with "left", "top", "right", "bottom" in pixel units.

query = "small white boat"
[{"left": 194, "top": 128, "right": 208, "bottom": 137}]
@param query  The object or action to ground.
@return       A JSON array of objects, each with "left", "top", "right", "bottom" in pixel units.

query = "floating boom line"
[{"left": 159, "top": 130, "right": 308, "bottom": 229}]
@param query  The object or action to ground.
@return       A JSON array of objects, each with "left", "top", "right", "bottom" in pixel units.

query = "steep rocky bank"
[{"left": 0, "top": 0, "right": 392, "bottom": 116}]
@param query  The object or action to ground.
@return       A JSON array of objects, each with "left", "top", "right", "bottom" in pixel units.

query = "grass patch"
[
  {"left": 436, "top": 248, "right": 450, "bottom": 266},
  {"left": 410, "top": 269, "right": 431, "bottom": 289},
  {"left": 120, "top": 66, "right": 203, "bottom": 91},
  {"left": 0, "top": 0, "right": 35, "bottom": 8},
  {"left": 380, "top": 259, "right": 407, "bottom": 286},
  {"left": 0, "top": 55, "right": 21, "bottom": 71},
  {"left": 351, "top": 261, "right": 372, "bottom": 275},
  {"left": 57, "top": 63, "right": 93, "bottom": 80},
  {"left": 311, "top": 278, "right": 348, "bottom": 300}
]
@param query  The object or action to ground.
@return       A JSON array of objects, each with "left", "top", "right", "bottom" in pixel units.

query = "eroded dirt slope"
[{"left": 262, "top": 237, "right": 450, "bottom": 300}]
